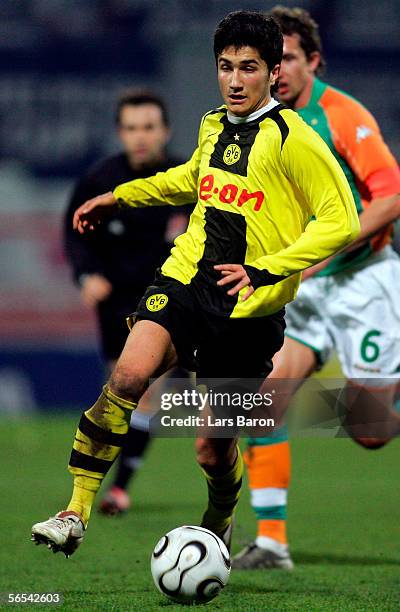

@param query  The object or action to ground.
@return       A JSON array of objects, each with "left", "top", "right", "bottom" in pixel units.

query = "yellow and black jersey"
[{"left": 114, "top": 102, "right": 360, "bottom": 318}]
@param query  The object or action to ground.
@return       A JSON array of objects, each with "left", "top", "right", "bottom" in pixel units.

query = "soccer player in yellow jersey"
[
  {"left": 233, "top": 6, "right": 400, "bottom": 571},
  {"left": 31, "top": 10, "right": 359, "bottom": 558}
]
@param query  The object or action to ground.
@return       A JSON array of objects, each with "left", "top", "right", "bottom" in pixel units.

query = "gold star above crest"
[{"left": 234, "top": 133, "right": 240, "bottom": 141}]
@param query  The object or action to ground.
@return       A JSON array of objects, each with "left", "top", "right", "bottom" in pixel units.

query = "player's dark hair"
[
  {"left": 115, "top": 89, "right": 169, "bottom": 126},
  {"left": 270, "top": 6, "right": 326, "bottom": 76},
  {"left": 214, "top": 10, "right": 283, "bottom": 72}
]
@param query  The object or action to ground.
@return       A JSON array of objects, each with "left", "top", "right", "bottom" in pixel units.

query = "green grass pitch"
[{"left": 1, "top": 415, "right": 399, "bottom": 611}]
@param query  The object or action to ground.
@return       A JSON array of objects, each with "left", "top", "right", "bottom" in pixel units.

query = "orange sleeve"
[
  {"left": 365, "top": 166, "right": 400, "bottom": 199},
  {"left": 320, "top": 88, "right": 400, "bottom": 198}
]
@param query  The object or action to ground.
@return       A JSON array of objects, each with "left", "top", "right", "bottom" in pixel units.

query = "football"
[{"left": 151, "top": 525, "right": 231, "bottom": 603}]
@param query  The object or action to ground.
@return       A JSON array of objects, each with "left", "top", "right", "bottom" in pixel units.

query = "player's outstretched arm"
[
  {"left": 73, "top": 148, "right": 200, "bottom": 234},
  {"left": 73, "top": 191, "right": 117, "bottom": 234},
  {"left": 73, "top": 131, "right": 202, "bottom": 233},
  {"left": 114, "top": 149, "right": 200, "bottom": 210}
]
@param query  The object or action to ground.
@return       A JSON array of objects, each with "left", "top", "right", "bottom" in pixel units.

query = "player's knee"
[
  {"left": 195, "top": 438, "right": 221, "bottom": 471},
  {"left": 195, "top": 438, "right": 235, "bottom": 473},
  {"left": 353, "top": 437, "right": 388, "bottom": 450},
  {"left": 109, "top": 364, "right": 147, "bottom": 402}
]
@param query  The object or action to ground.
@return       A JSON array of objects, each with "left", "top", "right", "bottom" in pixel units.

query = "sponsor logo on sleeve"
[{"left": 356, "top": 125, "right": 373, "bottom": 143}]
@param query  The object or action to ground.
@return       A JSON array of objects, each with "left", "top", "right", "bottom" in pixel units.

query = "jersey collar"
[
  {"left": 227, "top": 98, "right": 280, "bottom": 124},
  {"left": 303, "top": 77, "right": 327, "bottom": 110}
]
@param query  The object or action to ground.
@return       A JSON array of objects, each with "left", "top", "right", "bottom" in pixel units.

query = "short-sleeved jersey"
[
  {"left": 114, "top": 102, "right": 359, "bottom": 318},
  {"left": 297, "top": 78, "right": 400, "bottom": 276}
]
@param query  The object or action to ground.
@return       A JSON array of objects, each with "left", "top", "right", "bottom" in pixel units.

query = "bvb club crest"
[
  {"left": 146, "top": 294, "right": 169, "bottom": 312},
  {"left": 223, "top": 143, "right": 241, "bottom": 165}
]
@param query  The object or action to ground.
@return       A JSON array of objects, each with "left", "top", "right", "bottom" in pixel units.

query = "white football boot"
[
  {"left": 31, "top": 511, "right": 85, "bottom": 558},
  {"left": 232, "top": 539, "right": 294, "bottom": 570}
]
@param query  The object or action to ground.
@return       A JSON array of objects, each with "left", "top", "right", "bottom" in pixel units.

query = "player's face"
[
  {"left": 217, "top": 46, "right": 279, "bottom": 117},
  {"left": 278, "top": 34, "right": 319, "bottom": 108},
  {"left": 118, "top": 104, "right": 170, "bottom": 168}
]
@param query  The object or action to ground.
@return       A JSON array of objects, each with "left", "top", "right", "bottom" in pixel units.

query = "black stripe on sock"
[
  {"left": 69, "top": 449, "right": 112, "bottom": 474},
  {"left": 78, "top": 414, "right": 125, "bottom": 447},
  {"left": 209, "top": 499, "right": 238, "bottom": 512},
  {"left": 207, "top": 478, "right": 242, "bottom": 495}
]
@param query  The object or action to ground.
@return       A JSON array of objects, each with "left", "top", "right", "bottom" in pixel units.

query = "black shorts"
[
  {"left": 132, "top": 273, "right": 285, "bottom": 378},
  {"left": 97, "top": 287, "right": 147, "bottom": 361}
]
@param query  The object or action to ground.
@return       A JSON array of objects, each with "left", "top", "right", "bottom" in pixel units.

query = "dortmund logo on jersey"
[
  {"left": 223, "top": 143, "right": 241, "bottom": 166},
  {"left": 146, "top": 294, "right": 169, "bottom": 312}
]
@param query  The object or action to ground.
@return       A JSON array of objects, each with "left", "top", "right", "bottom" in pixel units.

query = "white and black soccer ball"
[{"left": 151, "top": 525, "right": 231, "bottom": 604}]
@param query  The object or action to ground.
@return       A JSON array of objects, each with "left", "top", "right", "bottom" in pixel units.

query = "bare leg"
[
  {"left": 344, "top": 380, "right": 400, "bottom": 449},
  {"left": 109, "top": 320, "right": 177, "bottom": 401},
  {"left": 260, "top": 336, "right": 319, "bottom": 426},
  {"left": 100, "top": 366, "right": 178, "bottom": 515},
  {"left": 68, "top": 320, "right": 177, "bottom": 525}
]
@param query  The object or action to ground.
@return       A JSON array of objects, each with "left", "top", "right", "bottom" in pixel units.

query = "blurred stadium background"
[
  {"left": 0, "top": 0, "right": 399, "bottom": 414},
  {"left": 1, "top": 3, "right": 400, "bottom": 609}
]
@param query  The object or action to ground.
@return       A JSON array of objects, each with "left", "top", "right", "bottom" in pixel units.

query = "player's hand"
[
  {"left": 73, "top": 191, "right": 117, "bottom": 234},
  {"left": 214, "top": 263, "right": 255, "bottom": 302},
  {"left": 80, "top": 274, "right": 112, "bottom": 308}
]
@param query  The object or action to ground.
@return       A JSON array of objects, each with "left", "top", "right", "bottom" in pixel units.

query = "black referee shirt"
[{"left": 64, "top": 153, "right": 190, "bottom": 289}]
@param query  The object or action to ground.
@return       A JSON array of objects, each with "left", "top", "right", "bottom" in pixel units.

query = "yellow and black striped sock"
[
  {"left": 67, "top": 384, "right": 137, "bottom": 525},
  {"left": 200, "top": 446, "right": 243, "bottom": 537}
]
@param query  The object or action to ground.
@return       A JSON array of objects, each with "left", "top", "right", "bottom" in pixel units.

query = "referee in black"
[{"left": 64, "top": 89, "right": 189, "bottom": 515}]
